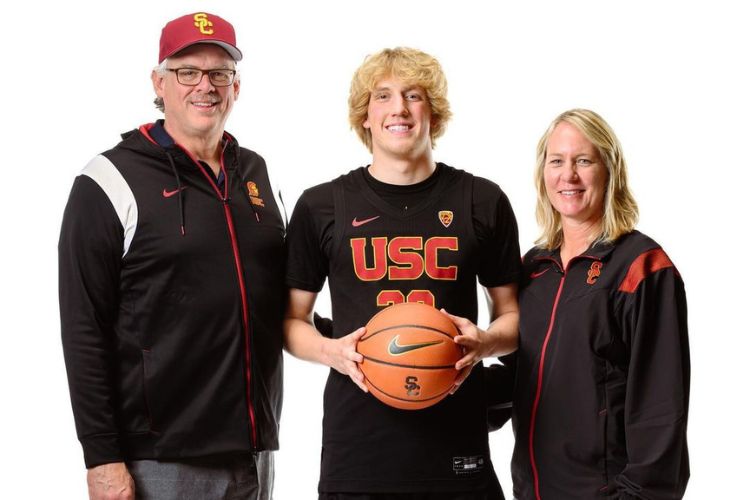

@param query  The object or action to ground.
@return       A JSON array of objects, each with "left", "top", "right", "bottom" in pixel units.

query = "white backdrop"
[{"left": 1, "top": 1, "right": 746, "bottom": 498}]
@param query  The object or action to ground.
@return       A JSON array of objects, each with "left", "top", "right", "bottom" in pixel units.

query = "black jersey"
[{"left": 286, "top": 164, "right": 520, "bottom": 493}]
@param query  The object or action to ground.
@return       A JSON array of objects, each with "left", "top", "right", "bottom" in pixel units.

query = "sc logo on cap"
[{"left": 194, "top": 13, "right": 214, "bottom": 35}]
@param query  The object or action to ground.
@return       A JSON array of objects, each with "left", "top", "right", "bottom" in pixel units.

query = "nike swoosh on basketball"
[
  {"left": 387, "top": 335, "right": 442, "bottom": 356},
  {"left": 530, "top": 268, "right": 550, "bottom": 279},
  {"left": 163, "top": 187, "right": 187, "bottom": 198},
  {"left": 352, "top": 215, "right": 380, "bottom": 227}
]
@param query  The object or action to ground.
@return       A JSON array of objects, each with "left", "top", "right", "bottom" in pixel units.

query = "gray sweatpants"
[{"left": 128, "top": 451, "right": 274, "bottom": 500}]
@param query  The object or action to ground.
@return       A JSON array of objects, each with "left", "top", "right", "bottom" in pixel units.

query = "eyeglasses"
[{"left": 166, "top": 68, "right": 237, "bottom": 87}]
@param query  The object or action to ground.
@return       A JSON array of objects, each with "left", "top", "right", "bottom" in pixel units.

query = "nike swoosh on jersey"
[
  {"left": 387, "top": 335, "right": 442, "bottom": 356},
  {"left": 351, "top": 215, "right": 380, "bottom": 227},
  {"left": 163, "top": 187, "right": 187, "bottom": 198}
]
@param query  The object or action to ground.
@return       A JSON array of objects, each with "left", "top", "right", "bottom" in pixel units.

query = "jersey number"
[{"left": 377, "top": 289, "right": 435, "bottom": 307}]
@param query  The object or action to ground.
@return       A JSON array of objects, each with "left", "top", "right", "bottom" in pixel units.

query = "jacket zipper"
[
  {"left": 222, "top": 199, "right": 258, "bottom": 446},
  {"left": 527, "top": 255, "right": 599, "bottom": 499},
  {"left": 178, "top": 142, "right": 258, "bottom": 449},
  {"left": 528, "top": 263, "right": 565, "bottom": 500}
]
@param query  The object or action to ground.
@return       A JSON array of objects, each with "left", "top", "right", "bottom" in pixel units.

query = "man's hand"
[
  {"left": 284, "top": 289, "right": 368, "bottom": 391},
  {"left": 87, "top": 462, "right": 135, "bottom": 500},
  {"left": 442, "top": 310, "right": 496, "bottom": 370},
  {"left": 441, "top": 310, "right": 493, "bottom": 394},
  {"left": 323, "top": 327, "right": 368, "bottom": 392}
]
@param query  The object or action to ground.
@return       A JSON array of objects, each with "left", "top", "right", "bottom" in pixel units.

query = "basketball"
[{"left": 358, "top": 302, "right": 462, "bottom": 410}]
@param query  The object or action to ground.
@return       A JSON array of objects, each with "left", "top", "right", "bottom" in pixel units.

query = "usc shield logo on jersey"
[{"left": 438, "top": 210, "right": 453, "bottom": 228}]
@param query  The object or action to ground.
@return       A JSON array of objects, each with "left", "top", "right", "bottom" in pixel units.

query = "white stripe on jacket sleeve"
[{"left": 81, "top": 155, "right": 138, "bottom": 257}]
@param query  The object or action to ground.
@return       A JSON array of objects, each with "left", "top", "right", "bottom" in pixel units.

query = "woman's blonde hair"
[
  {"left": 534, "top": 109, "right": 639, "bottom": 249},
  {"left": 348, "top": 47, "right": 452, "bottom": 152}
]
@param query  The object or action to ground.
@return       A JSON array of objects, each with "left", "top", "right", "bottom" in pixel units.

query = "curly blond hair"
[{"left": 348, "top": 47, "right": 452, "bottom": 152}]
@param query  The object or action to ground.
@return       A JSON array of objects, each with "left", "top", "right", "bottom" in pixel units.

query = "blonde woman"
[{"left": 511, "top": 109, "right": 690, "bottom": 499}]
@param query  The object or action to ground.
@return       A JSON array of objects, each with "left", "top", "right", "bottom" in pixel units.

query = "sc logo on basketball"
[{"left": 405, "top": 376, "right": 421, "bottom": 396}]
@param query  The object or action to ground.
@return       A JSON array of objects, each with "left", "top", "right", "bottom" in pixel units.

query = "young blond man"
[{"left": 284, "top": 47, "right": 520, "bottom": 499}]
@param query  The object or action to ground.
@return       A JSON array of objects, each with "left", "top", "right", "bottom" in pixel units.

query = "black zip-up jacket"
[
  {"left": 59, "top": 124, "right": 285, "bottom": 468},
  {"left": 511, "top": 231, "right": 690, "bottom": 499}
]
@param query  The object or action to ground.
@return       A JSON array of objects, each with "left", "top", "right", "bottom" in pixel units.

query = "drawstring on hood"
[
  {"left": 165, "top": 152, "right": 187, "bottom": 236},
  {"left": 135, "top": 123, "right": 261, "bottom": 235}
]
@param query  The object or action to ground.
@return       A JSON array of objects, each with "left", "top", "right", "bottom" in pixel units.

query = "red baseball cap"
[{"left": 159, "top": 12, "right": 242, "bottom": 63}]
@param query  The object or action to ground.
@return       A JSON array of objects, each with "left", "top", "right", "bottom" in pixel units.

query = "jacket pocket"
[
  {"left": 141, "top": 349, "right": 157, "bottom": 432},
  {"left": 599, "top": 405, "right": 609, "bottom": 486}
]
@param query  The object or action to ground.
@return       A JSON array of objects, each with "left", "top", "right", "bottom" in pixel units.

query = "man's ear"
[
  {"left": 232, "top": 78, "right": 240, "bottom": 101},
  {"left": 151, "top": 70, "right": 165, "bottom": 98}
]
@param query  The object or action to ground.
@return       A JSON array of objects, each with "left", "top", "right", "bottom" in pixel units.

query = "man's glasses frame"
[{"left": 166, "top": 68, "right": 237, "bottom": 87}]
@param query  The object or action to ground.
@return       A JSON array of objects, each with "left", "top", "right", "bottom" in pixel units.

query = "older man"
[{"left": 59, "top": 12, "right": 284, "bottom": 500}]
